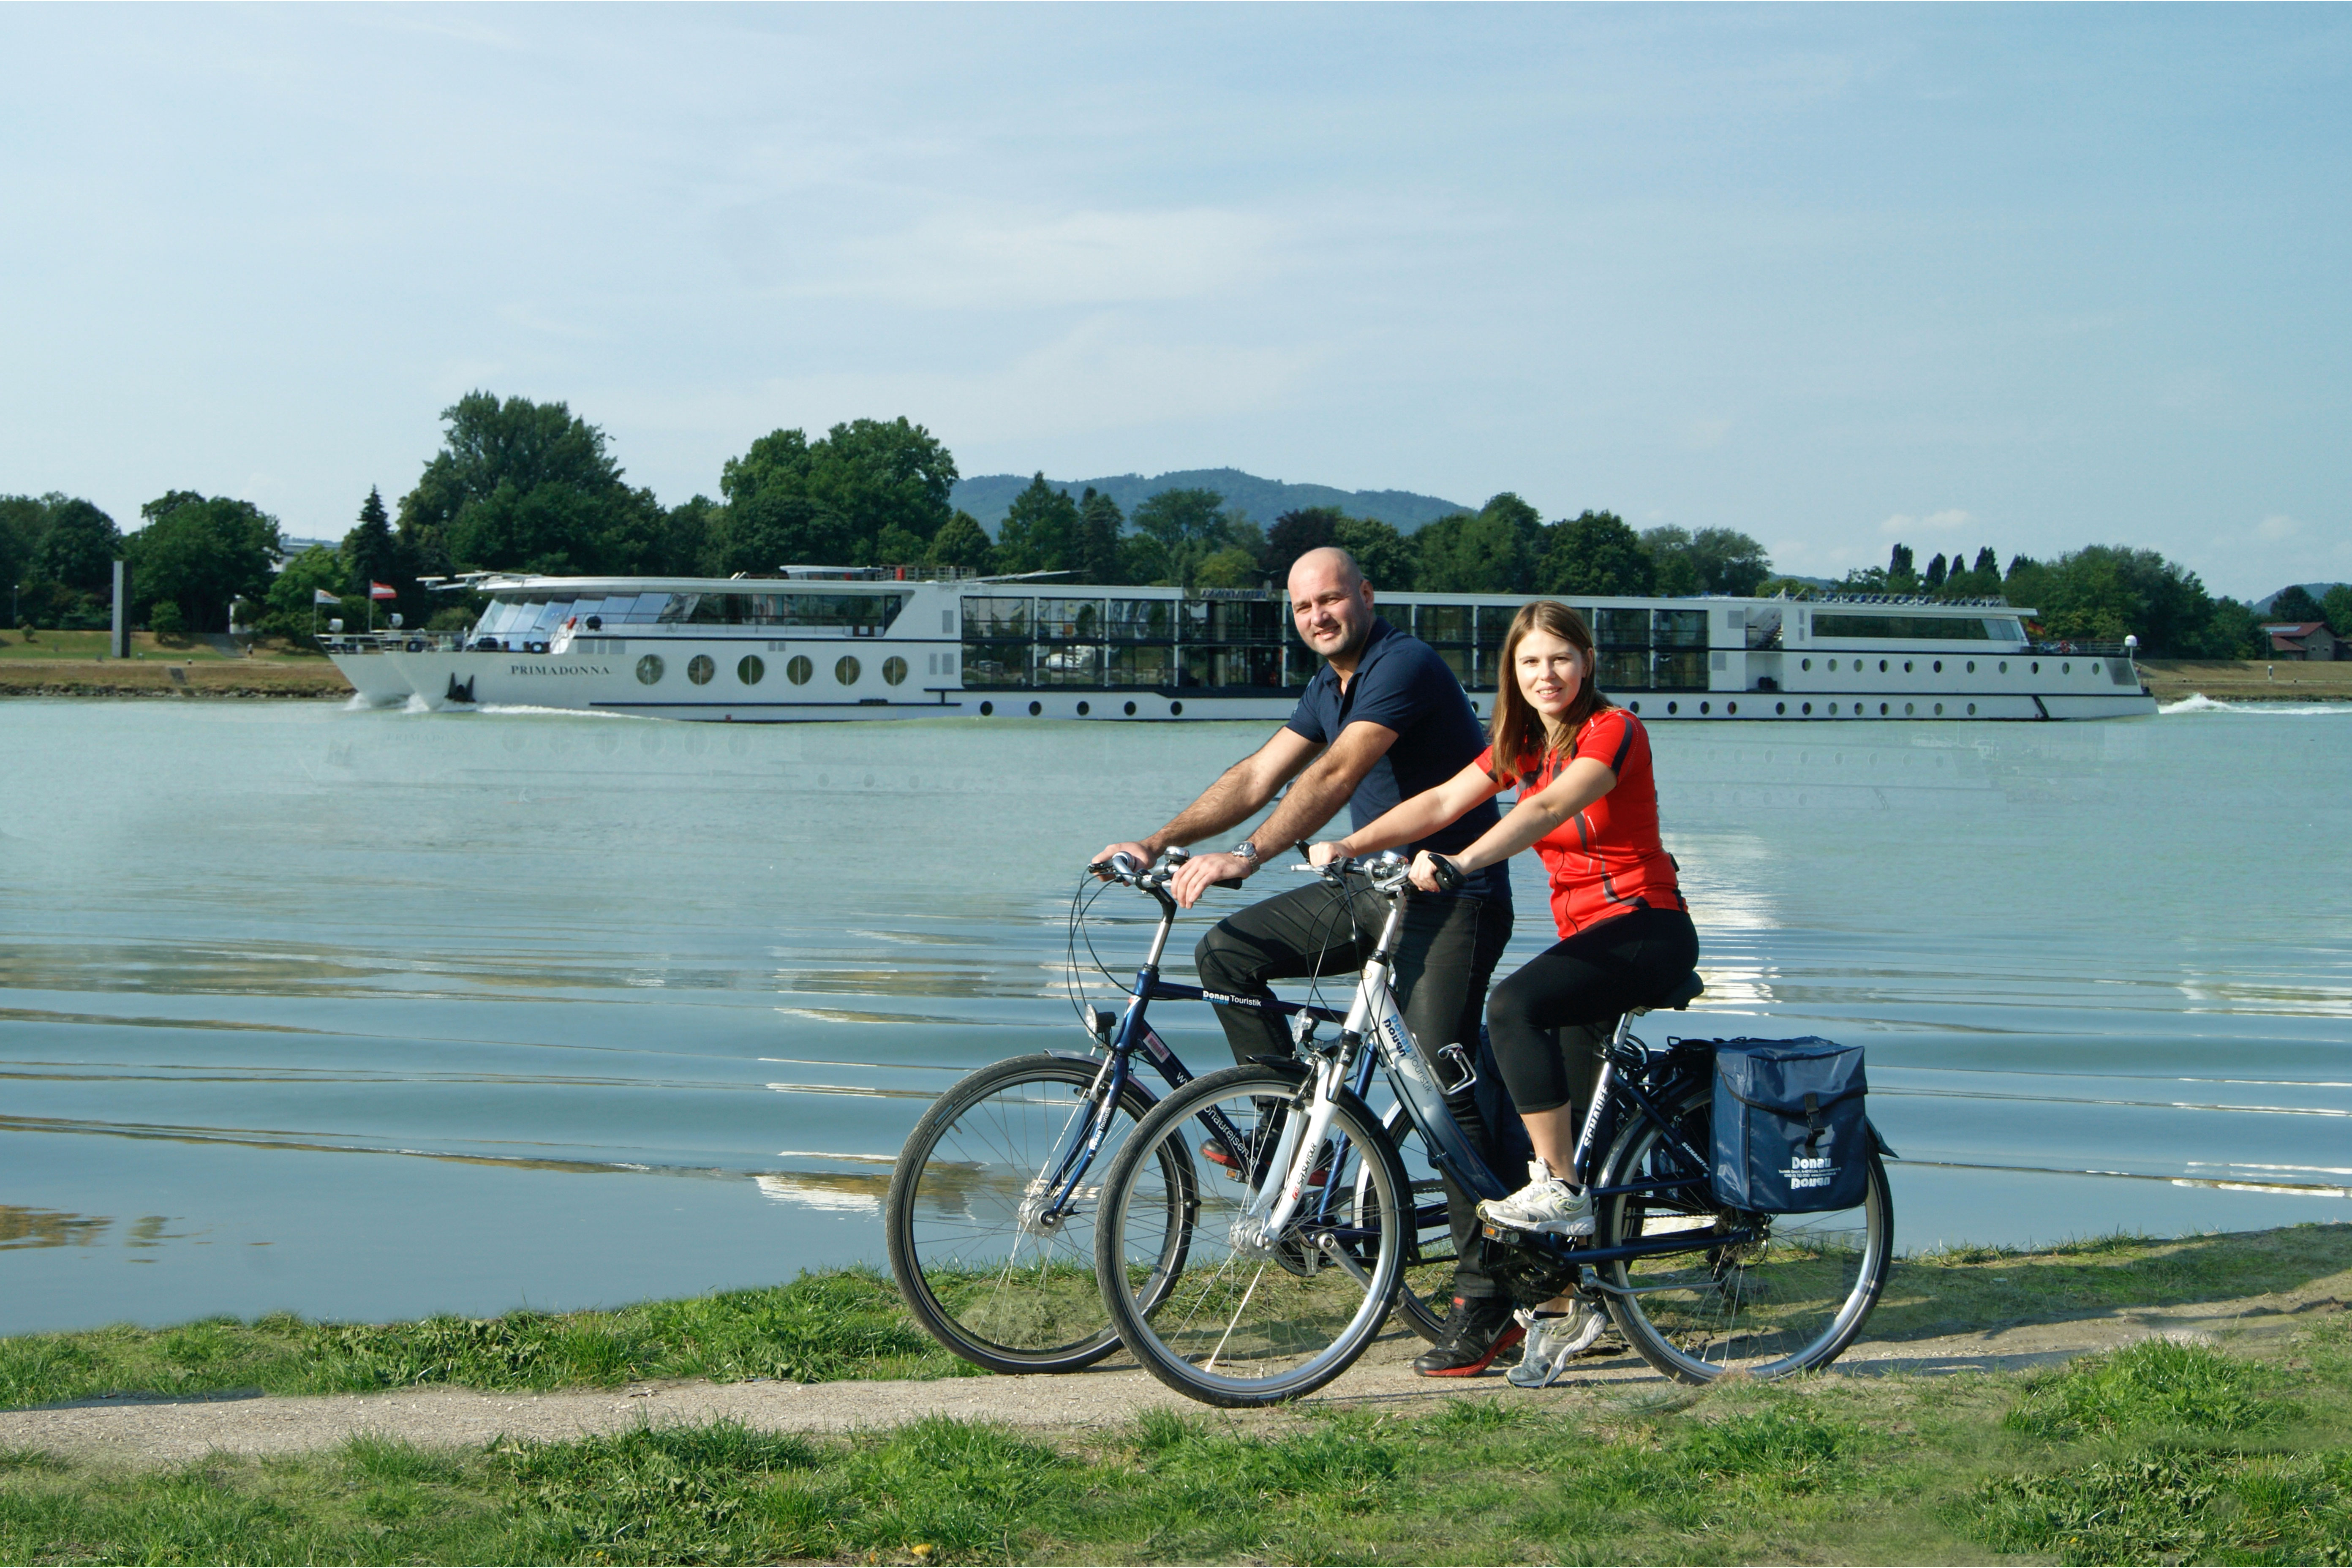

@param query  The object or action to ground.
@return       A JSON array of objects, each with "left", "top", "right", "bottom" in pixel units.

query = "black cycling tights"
[{"left": 1486, "top": 907, "right": 1701, "bottom": 1116}]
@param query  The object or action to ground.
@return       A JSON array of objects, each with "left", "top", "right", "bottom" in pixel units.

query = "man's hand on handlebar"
[
  {"left": 1090, "top": 841, "right": 1158, "bottom": 880},
  {"left": 1409, "top": 851, "right": 1465, "bottom": 894},
  {"left": 1167, "top": 849, "right": 1252, "bottom": 908}
]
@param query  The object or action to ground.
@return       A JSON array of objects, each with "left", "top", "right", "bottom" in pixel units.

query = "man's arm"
[
  {"left": 1091, "top": 727, "right": 1323, "bottom": 873},
  {"left": 1164, "top": 721, "right": 1398, "bottom": 906}
]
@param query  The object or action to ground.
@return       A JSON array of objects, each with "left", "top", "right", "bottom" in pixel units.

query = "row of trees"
[{"left": 7, "top": 390, "right": 2342, "bottom": 663}]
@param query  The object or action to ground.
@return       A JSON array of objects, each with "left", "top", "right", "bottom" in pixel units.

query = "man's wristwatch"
[{"left": 1232, "top": 840, "right": 1262, "bottom": 868}]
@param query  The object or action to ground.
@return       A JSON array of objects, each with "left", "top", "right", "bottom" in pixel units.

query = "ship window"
[
  {"left": 1878, "top": 659, "right": 1889, "bottom": 672},
  {"left": 1967, "top": 660, "right": 1976, "bottom": 673},
  {"left": 1654, "top": 610, "right": 1707, "bottom": 648},
  {"left": 2062, "top": 662, "right": 2072, "bottom": 674},
  {"left": 1904, "top": 702, "right": 1914, "bottom": 715},
  {"left": 1812, "top": 613, "right": 1993, "bottom": 641},
  {"left": 1108, "top": 599, "right": 1176, "bottom": 640},
  {"left": 1802, "top": 702, "right": 1812, "bottom": 714},
  {"left": 1880, "top": 702, "right": 1890, "bottom": 715},
  {"left": 786, "top": 655, "right": 813, "bottom": 685},
  {"left": 1933, "top": 702, "right": 1943, "bottom": 715},
  {"left": 882, "top": 656, "right": 909, "bottom": 686},
  {"left": 635, "top": 654, "right": 664, "bottom": 685},
  {"left": 962, "top": 597, "right": 1032, "bottom": 637},
  {"left": 1826, "top": 659, "right": 1838, "bottom": 672},
  {"left": 1968, "top": 702, "right": 1977, "bottom": 715},
  {"left": 836, "top": 656, "right": 861, "bottom": 686},
  {"left": 2031, "top": 661, "right": 2040, "bottom": 674},
  {"left": 1933, "top": 660, "right": 1943, "bottom": 673},
  {"left": 2091, "top": 662, "right": 2101, "bottom": 674},
  {"left": 1036, "top": 599, "right": 1105, "bottom": 640},
  {"left": 687, "top": 655, "right": 715, "bottom": 685},
  {"left": 1775, "top": 701, "right": 1785, "bottom": 715},
  {"left": 2000, "top": 661, "right": 2009, "bottom": 673},
  {"left": 1802, "top": 658, "right": 1812, "bottom": 672},
  {"left": 1416, "top": 604, "right": 1471, "bottom": 645},
  {"left": 1903, "top": 660, "right": 1914, "bottom": 673},
  {"left": 737, "top": 655, "right": 765, "bottom": 686},
  {"left": 1666, "top": 701, "right": 1679, "bottom": 715},
  {"left": 1593, "top": 608, "right": 1650, "bottom": 648}
]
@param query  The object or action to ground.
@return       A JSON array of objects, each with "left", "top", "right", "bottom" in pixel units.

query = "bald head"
[{"left": 1287, "top": 546, "right": 1377, "bottom": 671}]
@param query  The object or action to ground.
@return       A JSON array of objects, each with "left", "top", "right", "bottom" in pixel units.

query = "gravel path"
[{"left": 9, "top": 1284, "right": 2341, "bottom": 1464}]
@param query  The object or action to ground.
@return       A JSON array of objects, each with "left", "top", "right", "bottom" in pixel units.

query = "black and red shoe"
[{"left": 1411, "top": 1294, "right": 1523, "bottom": 1377}]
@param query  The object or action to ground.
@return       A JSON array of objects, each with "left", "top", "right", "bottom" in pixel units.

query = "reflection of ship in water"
[
  {"left": 321, "top": 568, "right": 2158, "bottom": 723},
  {"left": 752, "top": 1171, "right": 890, "bottom": 1216}
]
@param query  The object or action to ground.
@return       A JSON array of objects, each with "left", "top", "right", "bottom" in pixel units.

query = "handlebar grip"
[
  {"left": 1210, "top": 876, "right": 1248, "bottom": 890},
  {"left": 1430, "top": 855, "right": 1464, "bottom": 893},
  {"left": 1109, "top": 852, "right": 1144, "bottom": 876}
]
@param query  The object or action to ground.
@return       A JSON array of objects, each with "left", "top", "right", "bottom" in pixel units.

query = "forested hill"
[{"left": 951, "top": 468, "right": 1468, "bottom": 535}]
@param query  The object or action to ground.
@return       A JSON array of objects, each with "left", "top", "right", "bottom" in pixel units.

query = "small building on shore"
[{"left": 2262, "top": 621, "right": 2343, "bottom": 661}]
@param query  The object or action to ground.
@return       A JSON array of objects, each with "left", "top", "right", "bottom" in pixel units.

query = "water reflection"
[{"left": 0, "top": 1205, "right": 110, "bottom": 1249}]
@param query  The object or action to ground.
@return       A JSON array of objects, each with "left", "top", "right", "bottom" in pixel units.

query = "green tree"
[
  {"left": 2204, "top": 597, "right": 2264, "bottom": 658},
  {"left": 1642, "top": 527, "right": 1704, "bottom": 596},
  {"left": 1129, "top": 487, "right": 1244, "bottom": 590},
  {"left": 2025, "top": 544, "right": 2224, "bottom": 655},
  {"left": 1886, "top": 542, "right": 1919, "bottom": 595},
  {"left": 2322, "top": 585, "right": 2352, "bottom": 638},
  {"left": 1538, "top": 511, "right": 1654, "bottom": 596},
  {"left": 1074, "top": 489, "right": 1125, "bottom": 583},
  {"left": 2268, "top": 584, "right": 2326, "bottom": 625},
  {"left": 651, "top": 495, "right": 719, "bottom": 577},
  {"left": 129, "top": 491, "right": 281, "bottom": 633},
  {"left": 33, "top": 496, "right": 122, "bottom": 598},
  {"left": 1924, "top": 552, "right": 1949, "bottom": 590},
  {"left": 264, "top": 546, "right": 351, "bottom": 642},
  {"left": 0, "top": 496, "right": 41, "bottom": 620},
  {"left": 1265, "top": 506, "right": 1342, "bottom": 584},
  {"left": 342, "top": 486, "right": 405, "bottom": 607},
  {"left": 399, "top": 392, "right": 663, "bottom": 578},
  {"left": 715, "top": 418, "right": 957, "bottom": 569},
  {"left": 926, "top": 509, "right": 995, "bottom": 572},
  {"left": 993, "top": 475, "right": 1082, "bottom": 574},
  {"left": 1193, "top": 547, "right": 1264, "bottom": 589},
  {"left": 1331, "top": 516, "right": 1415, "bottom": 591},
  {"left": 1417, "top": 508, "right": 1526, "bottom": 592}
]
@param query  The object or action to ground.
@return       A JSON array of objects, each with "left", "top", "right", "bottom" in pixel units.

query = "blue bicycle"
[{"left": 885, "top": 850, "right": 1461, "bottom": 1373}]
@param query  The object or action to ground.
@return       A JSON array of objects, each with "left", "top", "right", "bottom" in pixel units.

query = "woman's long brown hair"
[{"left": 1486, "top": 600, "right": 1612, "bottom": 783}]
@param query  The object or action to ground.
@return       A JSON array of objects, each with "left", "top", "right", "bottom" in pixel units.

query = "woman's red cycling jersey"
[{"left": 1475, "top": 705, "right": 1685, "bottom": 939}]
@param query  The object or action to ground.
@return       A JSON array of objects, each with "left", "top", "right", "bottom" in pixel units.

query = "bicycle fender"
[
  {"left": 1043, "top": 1048, "right": 1162, "bottom": 1108},
  {"left": 1866, "top": 1117, "right": 1897, "bottom": 1160}
]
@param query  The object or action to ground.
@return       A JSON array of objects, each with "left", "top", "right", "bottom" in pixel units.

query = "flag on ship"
[
  {"left": 314, "top": 589, "right": 340, "bottom": 604},
  {"left": 370, "top": 582, "right": 397, "bottom": 600}
]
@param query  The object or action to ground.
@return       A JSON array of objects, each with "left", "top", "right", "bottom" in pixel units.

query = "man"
[{"left": 1092, "top": 546, "right": 1521, "bottom": 1376}]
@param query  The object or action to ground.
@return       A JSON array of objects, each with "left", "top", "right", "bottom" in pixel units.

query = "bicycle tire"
[
  {"left": 1096, "top": 1062, "right": 1410, "bottom": 1407},
  {"left": 886, "top": 1052, "right": 1187, "bottom": 1374},
  {"left": 1591, "top": 1083, "right": 1892, "bottom": 1383}
]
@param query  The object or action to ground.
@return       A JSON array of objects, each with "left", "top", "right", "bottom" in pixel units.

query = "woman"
[{"left": 1308, "top": 599, "right": 1699, "bottom": 1385}]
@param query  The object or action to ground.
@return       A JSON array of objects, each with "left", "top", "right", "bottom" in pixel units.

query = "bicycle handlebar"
[
  {"left": 1087, "top": 847, "right": 1248, "bottom": 895},
  {"left": 1288, "top": 849, "right": 1414, "bottom": 893}
]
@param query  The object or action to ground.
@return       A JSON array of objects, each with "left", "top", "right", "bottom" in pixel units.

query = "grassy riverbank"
[
  {"left": 2139, "top": 657, "right": 2352, "bottom": 704},
  {"left": 3, "top": 1326, "right": 2349, "bottom": 1563},
  {"left": 0, "top": 628, "right": 353, "bottom": 698},
  {"left": 4, "top": 1226, "right": 2350, "bottom": 1563}
]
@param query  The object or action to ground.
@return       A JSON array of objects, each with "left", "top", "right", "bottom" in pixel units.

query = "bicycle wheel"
[
  {"left": 886, "top": 1052, "right": 1185, "bottom": 1374},
  {"left": 1592, "top": 1083, "right": 1891, "bottom": 1383},
  {"left": 1096, "top": 1062, "right": 1410, "bottom": 1407}
]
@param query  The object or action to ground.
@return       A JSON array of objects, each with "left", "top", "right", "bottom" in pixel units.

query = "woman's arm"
[
  {"left": 1306, "top": 756, "right": 1505, "bottom": 866},
  {"left": 1408, "top": 755, "right": 1616, "bottom": 890}
]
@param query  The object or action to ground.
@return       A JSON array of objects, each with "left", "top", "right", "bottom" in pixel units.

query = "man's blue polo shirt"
[{"left": 1284, "top": 617, "right": 1511, "bottom": 903}]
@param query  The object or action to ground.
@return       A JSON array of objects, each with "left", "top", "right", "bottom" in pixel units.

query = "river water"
[{"left": 3, "top": 697, "right": 2347, "bottom": 1334}]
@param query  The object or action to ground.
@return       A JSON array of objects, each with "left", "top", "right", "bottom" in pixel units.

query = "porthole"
[
  {"left": 736, "top": 654, "right": 765, "bottom": 686},
  {"left": 1879, "top": 659, "right": 1889, "bottom": 673},
  {"left": 1904, "top": 660, "right": 1914, "bottom": 673},
  {"left": 687, "top": 654, "right": 716, "bottom": 685},
  {"left": 1933, "top": 660, "right": 1943, "bottom": 673},
  {"left": 2062, "top": 662, "right": 2071, "bottom": 674},
  {"left": 1802, "top": 658, "right": 1812, "bottom": 671},
  {"left": 1880, "top": 702, "right": 1890, "bottom": 715},
  {"left": 1667, "top": 701, "right": 1679, "bottom": 715},
  {"left": 1967, "top": 702, "right": 1977, "bottom": 715},
  {"left": 1076, "top": 700, "right": 1090, "bottom": 716},
  {"left": 1700, "top": 701, "right": 1711, "bottom": 715},
  {"left": 2031, "top": 661, "right": 2040, "bottom": 674},
  {"left": 835, "top": 655, "right": 861, "bottom": 685},
  {"left": 1826, "top": 658, "right": 1838, "bottom": 672},
  {"left": 1802, "top": 702, "right": 1813, "bottom": 715},
  {"left": 1727, "top": 701, "right": 1738, "bottom": 715},
  {"left": 1123, "top": 700, "right": 1137, "bottom": 716},
  {"left": 786, "top": 655, "right": 812, "bottom": 685},
  {"left": 2000, "top": 661, "right": 2009, "bottom": 674},
  {"left": 1028, "top": 700, "right": 1042, "bottom": 716},
  {"left": 635, "top": 653, "right": 664, "bottom": 685},
  {"left": 2091, "top": 662, "right": 2101, "bottom": 674},
  {"left": 1775, "top": 701, "right": 1785, "bottom": 715},
  {"left": 1629, "top": 700, "right": 1641, "bottom": 713},
  {"left": 882, "top": 656, "right": 908, "bottom": 686},
  {"left": 980, "top": 700, "right": 994, "bottom": 716},
  {"left": 1903, "top": 702, "right": 1914, "bottom": 715},
  {"left": 1170, "top": 700, "right": 1184, "bottom": 716},
  {"left": 1933, "top": 702, "right": 1943, "bottom": 715},
  {"left": 1827, "top": 702, "right": 1838, "bottom": 715},
  {"left": 1967, "top": 660, "right": 1976, "bottom": 673}
]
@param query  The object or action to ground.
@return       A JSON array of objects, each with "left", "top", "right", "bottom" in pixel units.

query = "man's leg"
[{"left": 1193, "top": 881, "right": 1369, "bottom": 1066}]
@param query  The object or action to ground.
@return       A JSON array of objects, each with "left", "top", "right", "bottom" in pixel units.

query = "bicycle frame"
[{"left": 1031, "top": 866, "right": 1350, "bottom": 1228}]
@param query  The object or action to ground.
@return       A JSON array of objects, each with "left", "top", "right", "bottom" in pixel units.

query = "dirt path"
[{"left": 10, "top": 1272, "right": 2344, "bottom": 1464}]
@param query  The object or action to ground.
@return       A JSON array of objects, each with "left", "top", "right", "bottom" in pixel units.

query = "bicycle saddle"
[{"left": 1642, "top": 972, "right": 1704, "bottom": 1013}]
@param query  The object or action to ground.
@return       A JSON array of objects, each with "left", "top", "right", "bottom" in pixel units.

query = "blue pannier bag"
[{"left": 1711, "top": 1037, "right": 1870, "bottom": 1213}]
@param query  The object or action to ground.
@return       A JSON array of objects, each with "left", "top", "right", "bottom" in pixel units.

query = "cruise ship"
[{"left": 318, "top": 568, "right": 2158, "bottom": 722}]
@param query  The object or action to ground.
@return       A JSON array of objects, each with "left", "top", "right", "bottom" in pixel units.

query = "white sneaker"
[
  {"left": 1477, "top": 1160, "right": 1594, "bottom": 1237},
  {"left": 1507, "top": 1304, "right": 1609, "bottom": 1389}
]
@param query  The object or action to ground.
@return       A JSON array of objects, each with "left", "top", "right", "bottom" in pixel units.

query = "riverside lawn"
[{"left": 3, "top": 1227, "right": 2352, "bottom": 1564}]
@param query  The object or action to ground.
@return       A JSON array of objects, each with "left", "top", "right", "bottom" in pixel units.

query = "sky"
[{"left": 2, "top": 4, "right": 2344, "bottom": 598}]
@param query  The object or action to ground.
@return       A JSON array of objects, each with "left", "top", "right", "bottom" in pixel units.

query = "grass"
[
  {"left": 5, "top": 1323, "right": 2350, "bottom": 1563},
  {"left": 0, "top": 1268, "right": 979, "bottom": 1410},
  {"left": 0, "top": 629, "right": 322, "bottom": 662}
]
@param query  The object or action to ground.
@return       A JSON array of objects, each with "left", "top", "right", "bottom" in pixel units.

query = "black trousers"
[
  {"left": 1486, "top": 906, "right": 1701, "bottom": 1118},
  {"left": 1195, "top": 879, "right": 1515, "bottom": 1300}
]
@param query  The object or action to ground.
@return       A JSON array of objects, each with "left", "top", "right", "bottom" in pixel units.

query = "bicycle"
[
  {"left": 884, "top": 849, "right": 1459, "bottom": 1374},
  {"left": 1092, "top": 852, "right": 1895, "bottom": 1407}
]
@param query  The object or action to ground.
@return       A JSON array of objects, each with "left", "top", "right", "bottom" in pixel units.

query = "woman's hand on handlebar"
[
  {"left": 1408, "top": 851, "right": 1462, "bottom": 893},
  {"left": 1305, "top": 840, "right": 1349, "bottom": 868}
]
